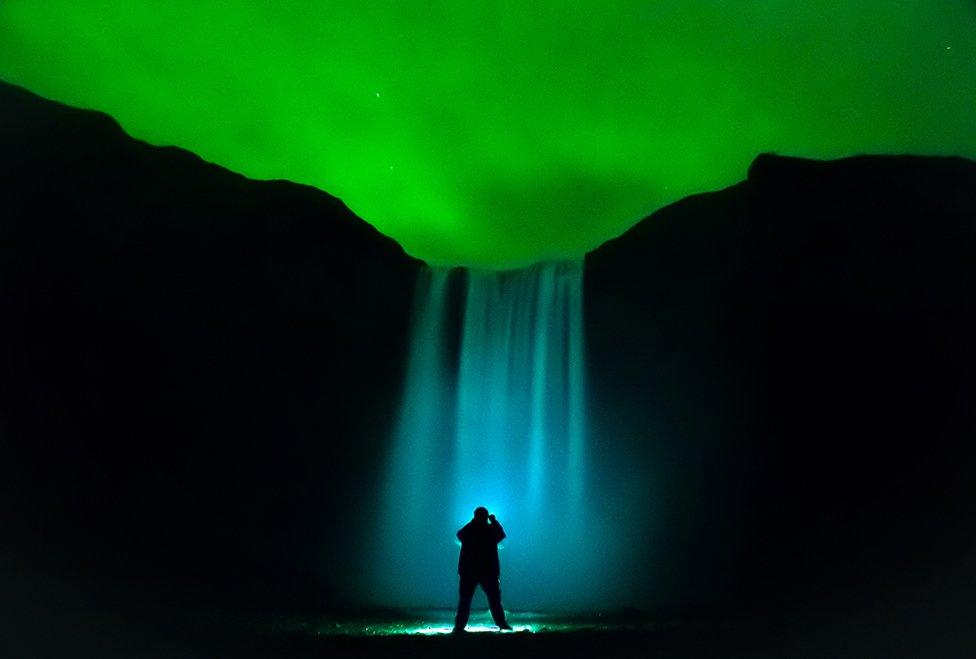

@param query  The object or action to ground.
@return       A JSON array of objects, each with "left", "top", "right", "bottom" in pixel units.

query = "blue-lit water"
[{"left": 369, "top": 260, "right": 614, "bottom": 609}]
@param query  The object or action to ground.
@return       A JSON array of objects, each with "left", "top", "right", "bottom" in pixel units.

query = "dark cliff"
[
  {"left": 587, "top": 152, "right": 976, "bottom": 645},
  {"left": 0, "top": 80, "right": 421, "bottom": 615}
]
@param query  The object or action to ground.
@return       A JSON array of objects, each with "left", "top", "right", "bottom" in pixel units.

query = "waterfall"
[
  {"left": 369, "top": 260, "right": 601, "bottom": 609},
  {"left": 453, "top": 261, "right": 586, "bottom": 531}
]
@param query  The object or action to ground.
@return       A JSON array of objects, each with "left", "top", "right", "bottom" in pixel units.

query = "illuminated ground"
[
  {"left": 220, "top": 608, "right": 739, "bottom": 659},
  {"left": 6, "top": 572, "right": 953, "bottom": 658},
  {"left": 266, "top": 608, "right": 672, "bottom": 637},
  {"left": 183, "top": 608, "right": 844, "bottom": 658}
]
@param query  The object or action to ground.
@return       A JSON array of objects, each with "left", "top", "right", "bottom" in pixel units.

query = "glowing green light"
[
  {"left": 411, "top": 624, "right": 531, "bottom": 635},
  {"left": 275, "top": 610, "right": 639, "bottom": 637},
  {"left": 2, "top": 2, "right": 973, "bottom": 267}
]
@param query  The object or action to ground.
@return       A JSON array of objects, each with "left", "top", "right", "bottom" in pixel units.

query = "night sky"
[{"left": 1, "top": 1, "right": 974, "bottom": 267}]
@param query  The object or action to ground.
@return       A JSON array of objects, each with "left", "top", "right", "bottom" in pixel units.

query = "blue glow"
[{"left": 368, "top": 261, "right": 625, "bottom": 609}]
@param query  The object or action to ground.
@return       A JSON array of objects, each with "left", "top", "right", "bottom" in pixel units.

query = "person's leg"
[
  {"left": 480, "top": 577, "right": 511, "bottom": 629},
  {"left": 454, "top": 575, "right": 478, "bottom": 631}
]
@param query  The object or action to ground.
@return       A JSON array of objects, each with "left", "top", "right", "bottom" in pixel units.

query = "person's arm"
[
  {"left": 457, "top": 523, "right": 468, "bottom": 543},
  {"left": 489, "top": 515, "right": 506, "bottom": 542}
]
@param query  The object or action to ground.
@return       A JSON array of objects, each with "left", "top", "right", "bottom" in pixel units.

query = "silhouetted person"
[{"left": 453, "top": 506, "right": 512, "bottom": 632}]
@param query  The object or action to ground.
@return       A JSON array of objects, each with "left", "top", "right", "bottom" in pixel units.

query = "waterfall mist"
[{"left": 367, "top": 260, "right": 629, "bottom": 610}]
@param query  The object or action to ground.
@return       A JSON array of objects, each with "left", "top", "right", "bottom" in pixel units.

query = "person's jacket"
[{"left": 456, "top": 519, "right": 505, "bottom": 577}]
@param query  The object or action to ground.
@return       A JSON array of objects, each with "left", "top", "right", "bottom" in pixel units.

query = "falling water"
[{"left": 369, "top": 260, "right": 606, "bottom": 609}]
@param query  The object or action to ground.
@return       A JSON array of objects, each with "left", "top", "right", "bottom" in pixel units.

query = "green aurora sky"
[{"left": 1, "top": 1, "right": 974, "bottom": 268}]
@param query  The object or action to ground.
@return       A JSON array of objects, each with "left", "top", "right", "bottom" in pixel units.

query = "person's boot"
[{"left": 497, "top": 622, "right": 513, "bottom": 631}]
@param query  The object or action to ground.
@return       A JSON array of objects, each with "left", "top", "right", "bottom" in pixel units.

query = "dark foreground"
[{"left": 5, "top": 602, "right": 971, "bottom": 659}]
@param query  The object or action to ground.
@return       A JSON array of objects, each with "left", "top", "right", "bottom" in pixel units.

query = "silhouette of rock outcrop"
[
  {"left": 587, "top": 151, "right": 976, "bottom": 647},
  {"left": 0, "top": 80, "right": 421, "bottom": 616}
]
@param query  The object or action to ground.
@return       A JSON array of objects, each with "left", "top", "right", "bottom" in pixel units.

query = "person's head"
[{"left": 473, "top": 506, "right": 489, "bottom": 523}]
